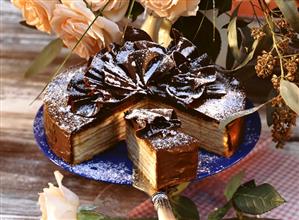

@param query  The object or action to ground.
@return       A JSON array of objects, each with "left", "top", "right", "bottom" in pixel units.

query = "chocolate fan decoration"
[
  {"left": 124, "top": 109, "right": 181, "bottom": 138},
  {"left": 67, "top": 27, "right": 227, "bottom": 117}
]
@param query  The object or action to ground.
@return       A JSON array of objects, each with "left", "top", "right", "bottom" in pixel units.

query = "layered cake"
[
  {"left": 43, "top": 27, "right": 246, "bottom": 164},
  {"left": 125, "top": 109, "right": 199, "bottom": 190}
]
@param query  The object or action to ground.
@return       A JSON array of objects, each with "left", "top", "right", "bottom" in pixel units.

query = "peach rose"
[
  {"left": 85, "top": 0, "right": 130, "bottom": 22},
  {"left": 11, "top": 0, "right": 58, "bottom": 33},
  {"left": 38, "top": 171, "right": 79, "bottom": 220},
  {"left": 51, "top": 0, "right": 122, "bottom": 59},
  {"left": 139, "top": 0, "right": 201, "bottom": 22}
]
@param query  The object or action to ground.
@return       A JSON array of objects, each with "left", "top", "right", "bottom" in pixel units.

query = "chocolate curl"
[{"left": 125, "top": 109, "right": 181, "bottom": 138}]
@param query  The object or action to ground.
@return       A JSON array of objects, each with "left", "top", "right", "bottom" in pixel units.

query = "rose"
[
  {"left": 38, "top": 171, "right": 79, "bottom": 220},
  {"left": 11, "top": 0, "right": 58, "bottom": 33},
  {"left": 51, "top": 0, "right": 122, "bottom": 59},
  {"left": 85, "top": 0, "right": 130, "bottom": 22},
  {"left": 138, "top": 0, "right": 201, "bottom": 22}
]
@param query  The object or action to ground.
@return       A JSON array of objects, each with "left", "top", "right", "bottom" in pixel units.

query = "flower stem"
[
  {"left": 121, "top": 0, "right": 135, "bottom": 43},
  {"left": 141, "top": 13, "right": 162, "bottom": 42},
  {"left": 158, "top": 19, "right": 172, "bottom": 47},
  {"left": 262, "top": 8, "right": 285, "bottom": 77},
  {"left": 31, "top": 0, "right": 111, "bottom": 104}
]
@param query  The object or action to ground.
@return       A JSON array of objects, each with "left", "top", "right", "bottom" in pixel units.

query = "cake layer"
[
  {"left": 125, "top": 109, "right": 199, "bottom": 190},
  {"left": 148, "top": 99, "right": 244, "bottom": 157},
  {"left": 126, "top": 124, "right": 157, "bottom": 187},
  {"left": 72, "top": 99, "right": 149, "bottom": 164}
]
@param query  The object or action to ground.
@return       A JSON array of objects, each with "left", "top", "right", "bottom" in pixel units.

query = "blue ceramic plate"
[{"left": 34, "top": 102, "right": 261, "bottom": 185}]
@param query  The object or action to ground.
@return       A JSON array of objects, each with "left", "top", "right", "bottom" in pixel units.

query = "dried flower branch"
[{"left": 254, "top": 0, "right": 299, "bottom": 148}]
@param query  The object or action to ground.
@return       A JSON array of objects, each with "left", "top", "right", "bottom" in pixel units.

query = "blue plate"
[{"left": 33, "top": 102, "right": 261, "bottom": 185}]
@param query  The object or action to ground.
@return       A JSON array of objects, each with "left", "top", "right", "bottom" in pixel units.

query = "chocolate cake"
[
  {"left": 125, "top": 109, "right": 199, "bottom": 190},
  {"left": 43, "top": 27, "right": 245, "bottom": 164}
]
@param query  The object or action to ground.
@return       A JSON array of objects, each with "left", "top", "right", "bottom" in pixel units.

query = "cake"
[
  {"left": 125, "top": 109, "right": 199, "bottom": 190},
  {"left": 43, "top": 27, "right": 246, "bottom": 164}
]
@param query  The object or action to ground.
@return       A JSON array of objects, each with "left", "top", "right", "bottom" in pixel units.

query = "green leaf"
[
  {"left": 241, "top": 180, "right": 256, "bottom": 189},
  {"left": 24, "top": 38, "right": 63, "bottom": 78},
  {"left": 228, "top": 16, "right": 243, "bottom": 61},
  {"left": 275, "top": 0, "right": 299, "bottom": 32},
  {"left": 171, "top": 195, "right": 200, "bottom": 220},
  {"left": 230, "top": 23, "right": 272, "bottom": 71},
  {"left": 219, "top": 101, "right": 267, "bottom": 130},
  {"left": 227, "top": 4, "right": 243, "bottom": 62},
  {"left": 31, "top": 11, "right": 102, "bottom": 103},
  {"left": 280, "top": 79, "right": 299, "bottom": 114},
  {"left": 79, "top": 204, "right": 97, "bottom": 211},
  {"left": 169, "top": 182, "right": 190, "bottom": 197},
  {"left": 232, "top": 39, "right": 259, "bottom": 71},
  {"left": 224, "top": 171, "right": 245, "bottom": 200},
  {"left": 233, "top": 183, "right": 286, "bottom": 215},
  {"left": 77, "top": 210, "right": 108, "bottom": 220},
  {"left": 208, "top": 201, "right": 232, "bottom": 220}
]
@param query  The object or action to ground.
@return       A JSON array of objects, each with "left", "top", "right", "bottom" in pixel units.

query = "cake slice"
[{"left": 125, "top": 109, "right": 199, "bottom": 190}]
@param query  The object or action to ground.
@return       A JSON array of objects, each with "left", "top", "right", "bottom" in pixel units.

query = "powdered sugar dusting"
[
  {"left": 196, "top": 74, "right": 245, "bottom": 121},
  {"left": 150, "top": 130, "right": 198, "bottom": 150},
  {"left": 181, "top": 46, "right": 195, "bottom": 57},
  {"left": 44, "top": 66, "right": 93, "bottom": 133},
  {"left": 197, "top": 90, "right": 245, "bottom": 121},
  {"left": 125, "top": 108, "right": 174, "bottom": 126}
]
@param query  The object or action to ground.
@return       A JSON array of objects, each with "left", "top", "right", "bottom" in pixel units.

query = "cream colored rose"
[
  {"left": 86, "top": 0, "right": 130, "bottom": 22},
  {"left": 51, "top": 0, "right": 122, "bottom": 59},
  {"left": 38, "top": 171, "right": 79, "bottom": 220},
  {"left": 139, "top": 0, "right": 201, "bottom": 22},
  {"left": 11, "top": 0, "right": 58, "bottom": 33}
]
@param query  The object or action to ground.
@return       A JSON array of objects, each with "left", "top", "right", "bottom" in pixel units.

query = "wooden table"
[
  {"left": 0, "top": 1, "right": 148, "bottom": 219},
  {"left": 1, "top": 1, "right": 298, "bottom": 219}
]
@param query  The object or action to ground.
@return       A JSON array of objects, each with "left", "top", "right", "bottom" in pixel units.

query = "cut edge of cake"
[{"left": 124, "top": 109, "right": 199, "bottom": 190}]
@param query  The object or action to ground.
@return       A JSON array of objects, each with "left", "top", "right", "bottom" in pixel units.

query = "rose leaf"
[
  {"left": 280, "top": 79, "right": 299, "bottom": 114},
  {"left": 171, "top": 195, "right": 200, "bottom": 220},
  {"left": 233, "top": 183, "right": 286, "bottom": 215},
  {"left": 224, "top": 170, "right": 246, "bottom": 200},
  {"left": 24, "top": 38, "right": 63, "bottom": 78}
]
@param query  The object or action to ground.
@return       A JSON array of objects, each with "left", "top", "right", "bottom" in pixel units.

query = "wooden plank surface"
[
  {"left": 0, "top": 1, "right": 147, "bottom": 219},
  {"left": 0, "top": 0, "right": 298, "bottom": 219}
]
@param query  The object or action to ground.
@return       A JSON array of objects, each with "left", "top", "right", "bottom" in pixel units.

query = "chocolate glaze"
[{"left": 67, "top": 27, "right": 230, "bottom": 117}]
